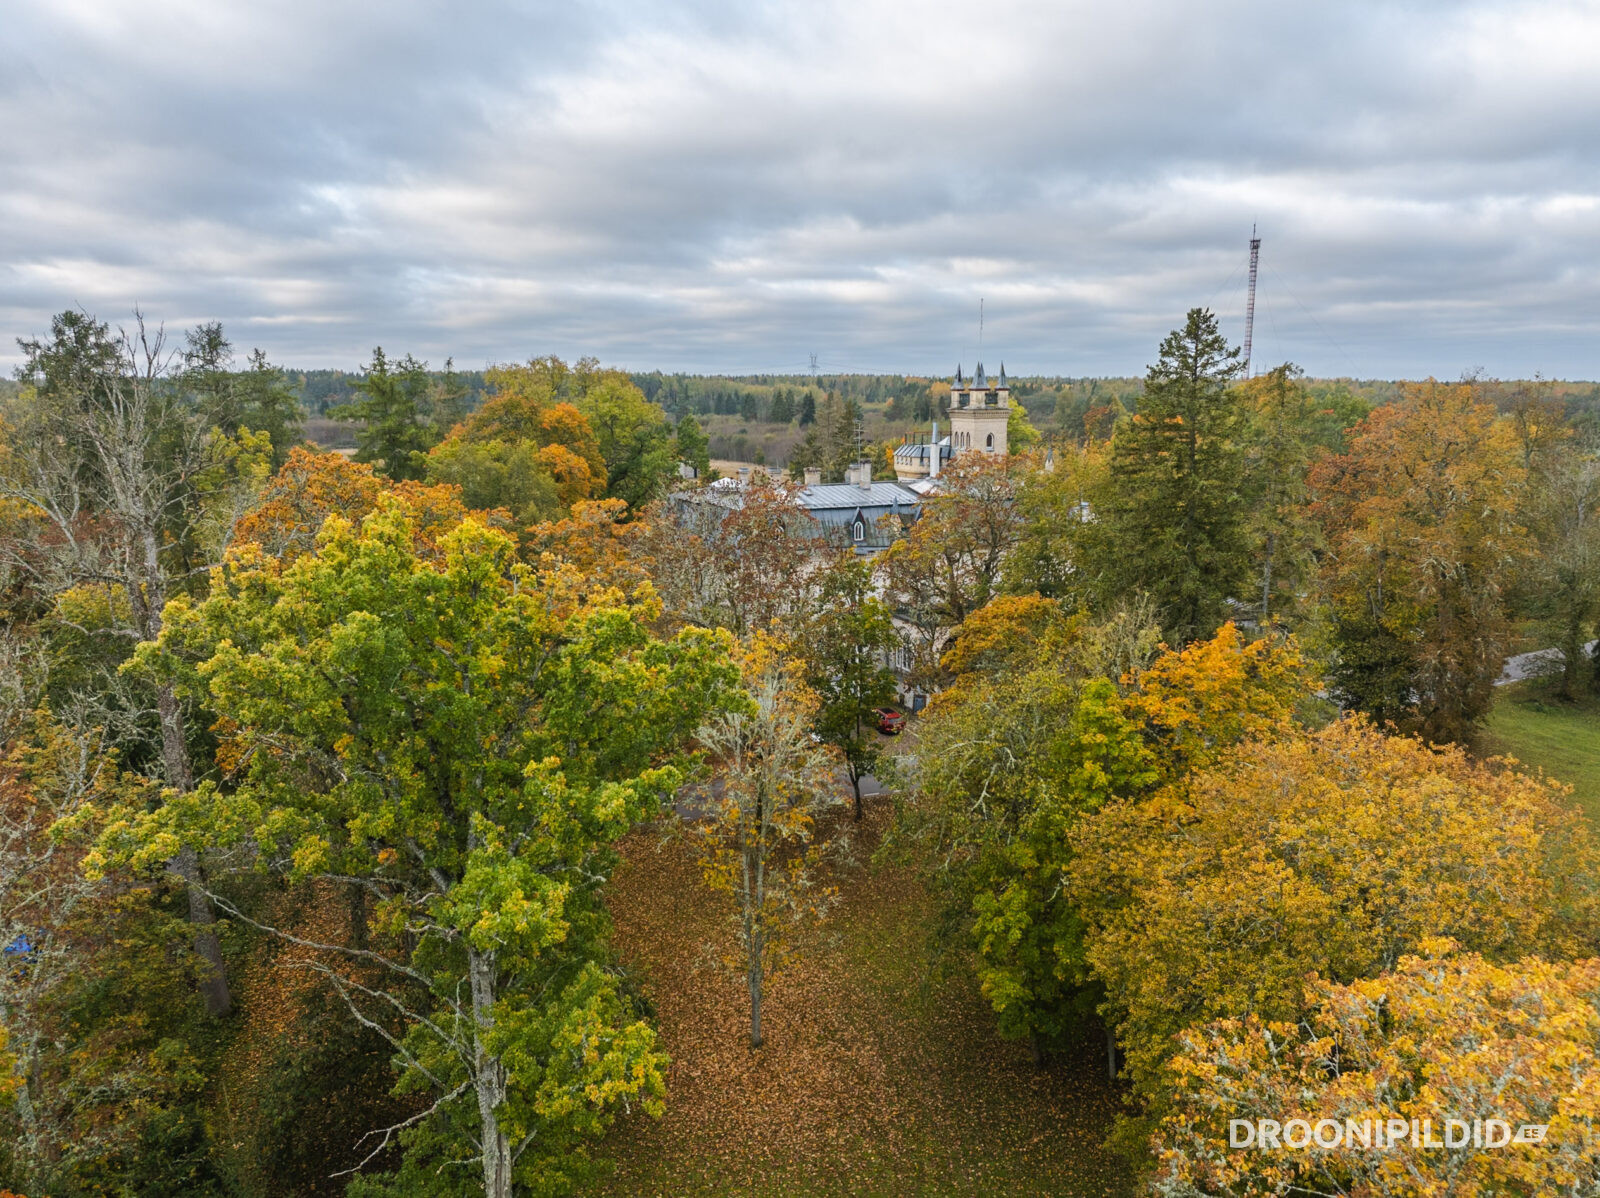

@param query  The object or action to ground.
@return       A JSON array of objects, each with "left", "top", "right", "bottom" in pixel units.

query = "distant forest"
[
  {"left": 12, "top": 365, "right": 1600, "bottom": 469},
  {"left": 272, "top": 366, "right": 1600, "bottom": 468}
]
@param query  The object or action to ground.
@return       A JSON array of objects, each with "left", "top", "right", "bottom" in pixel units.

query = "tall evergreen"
[
  {"left": 334, "top": 346, "right": 435, "bottom": 480},
  {"left": 1098, "top": 308, "right": 1253, "bottom": 644}
]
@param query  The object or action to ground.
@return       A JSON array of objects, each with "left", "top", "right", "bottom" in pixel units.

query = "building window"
[
  {"left": 985, "top": 433, "right": 994, "bottom": 449},
  {"left": 852, "top": 520, "right": 865, "bottom": 542}
]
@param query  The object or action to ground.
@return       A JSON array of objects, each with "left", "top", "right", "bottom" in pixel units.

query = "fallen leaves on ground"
[{"left": 595, "top": 803, "right": 1132, "bottom": 1197}]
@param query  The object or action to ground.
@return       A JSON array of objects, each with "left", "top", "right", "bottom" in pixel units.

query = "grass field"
[
  {"left": 591, "top": 804, "right": 1131, "bottom": 1198},
  {"left": 1480, "top": 681, "right": 1600, "bottom": 822}
]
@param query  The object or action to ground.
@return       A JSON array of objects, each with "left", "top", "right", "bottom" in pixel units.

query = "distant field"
[{"left": 1480, "top": 682, "right": 1600, "bottom": 822}]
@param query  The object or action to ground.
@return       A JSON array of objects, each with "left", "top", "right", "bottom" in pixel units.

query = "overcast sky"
[{"left": 3, "top": 1, "right": 1597, "bottom": 379}]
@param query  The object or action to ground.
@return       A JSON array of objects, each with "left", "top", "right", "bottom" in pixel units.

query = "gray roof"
[
  {"left": 893, "top": 437, "right": 953, "bottom": 465},
  {"left": 795, "top": 481, "right": 919, "bottom": 510}
]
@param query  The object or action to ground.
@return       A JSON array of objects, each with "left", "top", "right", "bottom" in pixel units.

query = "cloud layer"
[{"left": 4, "top": 0, "right": 1598, "bottom": 378}]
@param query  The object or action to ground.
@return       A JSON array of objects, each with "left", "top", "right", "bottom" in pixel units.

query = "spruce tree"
[{"left": 1098, "top": 308, "right": 1253, "bottom": 644}]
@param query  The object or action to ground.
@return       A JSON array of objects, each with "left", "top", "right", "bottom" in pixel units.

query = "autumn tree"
[
  {"left": 804, "top": 555, "right": 900, "bottom": 820},
  {"left": 1311, "top": 379, "right": 1527, "bottom": 741},
  {"left": 640, "top": 480, "right": 824, "bottom": 636},
  {"left": 1153, "top": 946, "right": 1600, "bottom": 1197},
  {"left": 1094, "top": 308, "right": 1253, "bottom": 644},
  {"left": 2, "top": 311, "right": 270, "bottom": 1017},
  {"left": 425, "top": 360, "right": 609, "bottom": 527},
  {"left": 94, "top": 497, "right": 740, "bottom": 1196},
  {"left": 691, "top": 637, "right": 842, "bottom": 1048},
  {"left": 1069, "top": 717, "right": 1600, "bottom": 1137},
  {"left": 904, "top": 616, "right": 1292, "bottom": 1061},
  {"left": 876, "top": 453, "right": 1023, "bottom": 692}
]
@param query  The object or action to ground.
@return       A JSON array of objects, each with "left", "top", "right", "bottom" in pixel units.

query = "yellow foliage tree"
[
  {"left": 690, "top": 635, "right": 843, "bottom": 1048},
  {"left": 1069, "top": 717, "right": 1600, "bottom": 1125},
  {"left": 1119, "top": 621, "right": 1309, "bottom": 781},
  {"left": 1154, "top": 945, "right": 1600, "bottom": 1197}
]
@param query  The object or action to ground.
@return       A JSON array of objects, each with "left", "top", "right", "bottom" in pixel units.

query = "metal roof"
[{"left": 795, "top": 481, "right": 919, "bottom": 510}]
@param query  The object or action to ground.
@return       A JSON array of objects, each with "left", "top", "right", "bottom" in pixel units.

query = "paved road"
[{"left": 1498, "top": 640, "right": 1598, "bottom": 686}]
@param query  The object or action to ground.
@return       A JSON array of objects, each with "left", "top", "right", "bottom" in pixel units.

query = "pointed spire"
[
  {"left": 955, "top": 363, "right": 963, "bottom": 386},
  {"left": 974, "top": 361, "right": 987, "bottom": 388},
  {"left": 999, "top": 362, "right": 1008, "bottom": 387}
]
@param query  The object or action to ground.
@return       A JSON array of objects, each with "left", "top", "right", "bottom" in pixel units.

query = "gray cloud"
[{"left": 3, "top": 0, "right": 1597, "bottom": 378}]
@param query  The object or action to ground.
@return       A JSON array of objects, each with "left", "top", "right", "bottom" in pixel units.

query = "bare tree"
[{"left": 1, "top": 311, "right": 267, "bottom": 1015}]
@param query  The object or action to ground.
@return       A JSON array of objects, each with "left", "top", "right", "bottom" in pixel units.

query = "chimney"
[
  {"left": 845, "top": 461, "right": 872, "bottom": 490},
  {"left": 929, "top": 419, "right": 940, "bottom": 480},
  {"left": 803, "top": 466, "right": 822, "bottom": 487}
]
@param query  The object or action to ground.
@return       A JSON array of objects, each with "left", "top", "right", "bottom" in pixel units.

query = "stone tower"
[{"left": 947, "top": 362, "right": 1010, "bottom": 457}]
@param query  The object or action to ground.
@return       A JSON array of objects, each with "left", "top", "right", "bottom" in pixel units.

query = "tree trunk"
[
  {"left": 1106, "top": 1026, "right": 1117, "bottom": 1081},
  {"left": 747, "top": 931, "right": 764, "bottom": 1049},
  {"left": 851, "top": 771, "right": 863, "bottom": 822},
  {"left": 1560, "top": 620, "right": 1581, "bottom": 700},
  {"left": 157, "top": 683, "right": 234, "bottom": 1017},
  {"left": 1260, "top": 531, "right": 1276, "bottom": 624},
  {"left": 469, "top": 945, "right": 513, "bottom": 1198}
]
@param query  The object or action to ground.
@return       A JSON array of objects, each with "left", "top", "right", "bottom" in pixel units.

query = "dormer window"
[{"left": 852, "top": 519, "right": 866, "bottom": 542}]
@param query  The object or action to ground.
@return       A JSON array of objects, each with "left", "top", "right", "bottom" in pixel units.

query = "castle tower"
[{"left": 947, "top": 361, "right": 1010, "bottom": 457}]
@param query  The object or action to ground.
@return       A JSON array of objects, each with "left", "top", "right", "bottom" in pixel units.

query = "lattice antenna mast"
[{"left": 1243, "top": 225, "right": 1261, "bottom": 378}]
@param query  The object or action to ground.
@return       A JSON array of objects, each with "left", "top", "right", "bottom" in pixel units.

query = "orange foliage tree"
[{"left": 1310, "top": 380, "right": 1527, "bottom": 742}]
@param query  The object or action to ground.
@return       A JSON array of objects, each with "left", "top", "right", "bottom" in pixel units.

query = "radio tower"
[{"left": 1242, "top": 225, "right": 1261, "bottom": 378}]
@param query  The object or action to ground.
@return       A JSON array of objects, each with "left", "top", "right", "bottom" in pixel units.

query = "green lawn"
[{"left": 1480, "top": 682, "right": 1600, "bottom": 822}]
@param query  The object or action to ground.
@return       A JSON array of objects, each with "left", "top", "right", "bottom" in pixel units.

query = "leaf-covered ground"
[{"left": 593, "top": 805, "right": 1132, "bottom": 1197}]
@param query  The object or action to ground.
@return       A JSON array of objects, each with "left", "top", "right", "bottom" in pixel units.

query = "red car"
[{"left": 873, "top": 707, "right": 906, "bottom": 734}]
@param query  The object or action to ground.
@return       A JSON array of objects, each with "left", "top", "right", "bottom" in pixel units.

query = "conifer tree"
[{"left": 1096, "top": 308, "right": 1252, "bottom": 644}]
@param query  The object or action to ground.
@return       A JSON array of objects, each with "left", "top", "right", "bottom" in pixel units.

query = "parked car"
[{"left": 872, "top": 707, "right": 906, "bottom": 734}]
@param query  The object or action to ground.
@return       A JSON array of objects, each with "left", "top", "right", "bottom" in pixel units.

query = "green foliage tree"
[
  {"left": 579, "top": 377, "right": 677, "bottom": 509},
  {"left": 96, "top": 497, "right": 740, "bottom": 1197},
  {"left": 1237, "top": 363, "right": 1321, "bottom": 624},
  {"left": 797, "top": 390, "right": 817, "bottom": 427},
  {"left": 804, "top": 555, "right": 900, "bottom": 820},
  {"left": 901, "top": 597, "right": 1156, "bottom": 1059},
  {"left": 1094, "top": 308, "right": 1253, "bottom": 644},
  {"left": 336, "top": 348, "right": 436, "bottom": 481},
  {"left": 675, "top": 412, "right": 711, "bottom": 479},
  {"left": 767, "top": 388, "right": 796, "bottom": 425},
  {"left": 234, "top": 348, "right": 306, "bottom": 471}
]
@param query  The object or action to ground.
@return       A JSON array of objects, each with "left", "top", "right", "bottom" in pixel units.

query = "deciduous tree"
[
  {"left": 1154, "top": 946, "right": 1600, "bottom": 1198},
  {"left": 95, "top": 497, "right": 739, "bottom": 1196},
  {"left": 1069, "top": 718, "right": 1600, "bottom": 1128},
  {"left": 691, "top": 637, "right": 842, "bottom": 1048},
  {"left": 804, "top": 555, "right": 899, "bottom": 820},
  {"left": 1311, "top": 379, "right": 1527, "bottom": 741}
]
